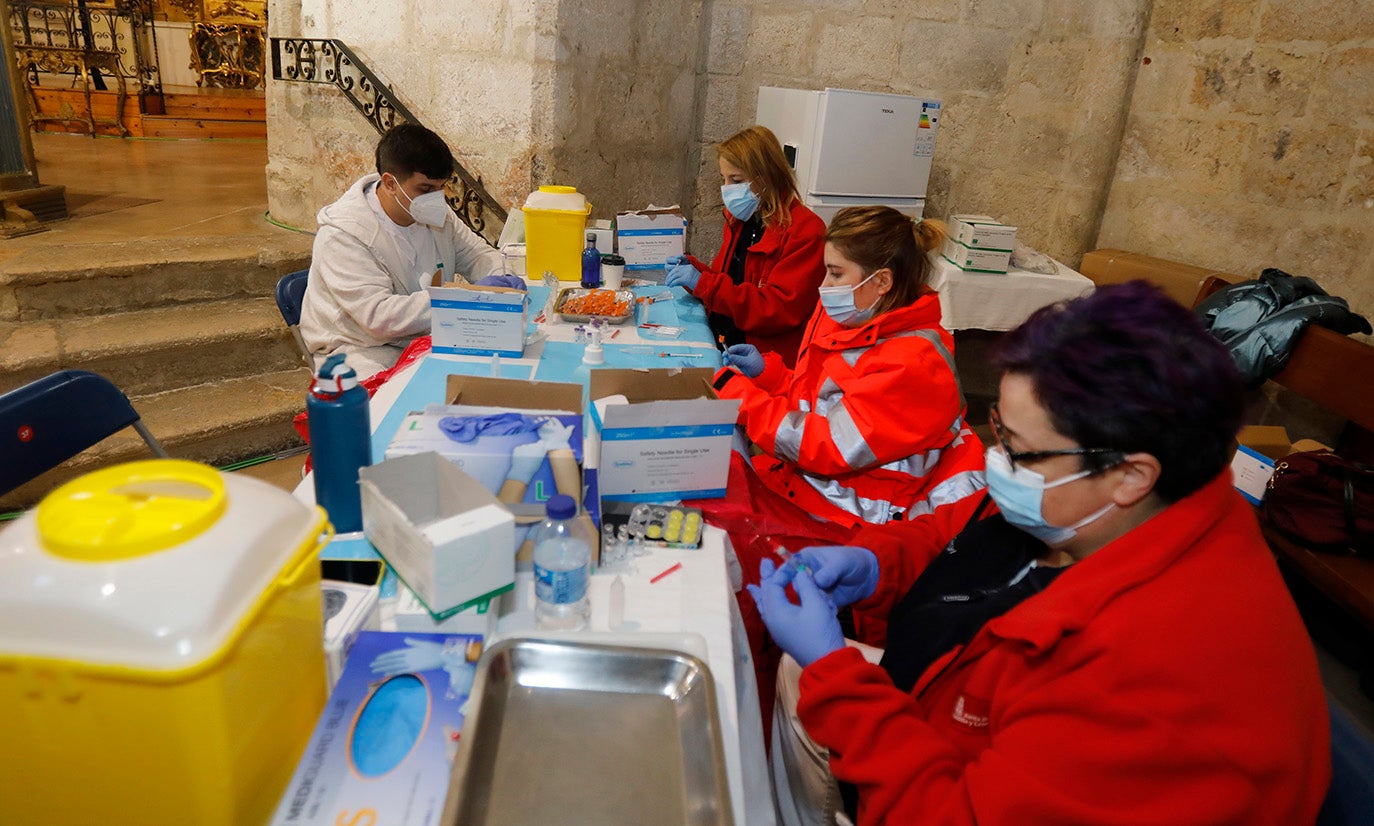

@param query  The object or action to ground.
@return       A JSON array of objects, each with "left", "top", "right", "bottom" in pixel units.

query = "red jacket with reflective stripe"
[
  {"left": 799, "top": 473, "right": 1331, "bottom": 826},
  {"left": 687, "top": 200, "right": 826, "bottom": 367},
  {"left": 714, "top": 290, "right": 986, "bottom": 533}
]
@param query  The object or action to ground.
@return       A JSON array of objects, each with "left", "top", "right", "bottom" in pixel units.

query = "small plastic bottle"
[
  {"left": 531, "top": 494, "right": 592, "bottom": 630},
  {"left": 307, "top": 353, "right": 372, "bottom": 533},
  {"left": 581, "top": 234, "right": 602, "bottom": 289}
]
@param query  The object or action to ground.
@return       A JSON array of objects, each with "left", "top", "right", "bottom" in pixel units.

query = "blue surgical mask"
[
  {"left": 721, "top": 181, "right": 760, "bottom": 221},
  {"left": 984, "top": 446, "right": 1115, "bottom": 545},
  {"left": 818, "top": 272, "right": 879, "bottom": 326}
]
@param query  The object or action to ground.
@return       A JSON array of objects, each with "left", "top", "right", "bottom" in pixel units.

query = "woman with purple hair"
[{"left": 751, "top": 282, "right": 1331, "bottom": 826}]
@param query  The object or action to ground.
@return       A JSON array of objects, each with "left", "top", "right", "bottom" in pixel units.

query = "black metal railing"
[
  {"left": 270, "top": 37, "right": 506, "bottom": 243},
  {"left": 8, "top": 0, "right": 162, "bottom": 99}
]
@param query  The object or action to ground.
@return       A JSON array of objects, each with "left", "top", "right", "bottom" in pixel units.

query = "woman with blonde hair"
[
  {"left": 666, "top": 125, "right": 825, "bottom": 367},
  {"left": 709, "top": 204, "right": 987, "bottom": 645}
]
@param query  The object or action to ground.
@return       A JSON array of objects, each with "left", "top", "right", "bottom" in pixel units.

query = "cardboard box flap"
[
  {"left": 589, "top": 367, "right": 720, "bottom": 403},
  {"left": 445, "top": 374, "right": 584, "bottom": 414}
]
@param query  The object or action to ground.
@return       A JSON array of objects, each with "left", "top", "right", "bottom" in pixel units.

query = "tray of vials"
[{"left": 552, "top": 288, "right": 636, "bottom": 324}]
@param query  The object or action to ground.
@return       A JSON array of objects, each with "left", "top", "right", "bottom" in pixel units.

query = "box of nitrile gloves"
[{"left": 270, "top": 631, "right": 483, "bottom": 826}]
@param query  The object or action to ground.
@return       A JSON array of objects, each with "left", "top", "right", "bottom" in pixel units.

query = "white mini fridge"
[{"left": 756, "top": 86, "right": 942, "bottom": 224}]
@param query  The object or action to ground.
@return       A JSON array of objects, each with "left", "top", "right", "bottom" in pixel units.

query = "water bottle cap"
[
  {"left": 545, "top": 494, "right": 577, "bottom": 520},
  {"left": 315, "top": 353, "right": 359, "bottom": 393}
]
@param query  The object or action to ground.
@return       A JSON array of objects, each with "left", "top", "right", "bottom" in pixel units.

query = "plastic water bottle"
[
  {"left": 580, "top": 234, "right": 602, "bottom": 289},
  {"left": 531, "top": 494, "right": 592, "bottom": 630},
  {"left": 307, "top": 353, "right": 371, "bottom": 533}
]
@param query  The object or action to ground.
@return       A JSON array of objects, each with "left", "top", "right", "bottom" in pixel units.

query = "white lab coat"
[{"left": 299, "top": 173, "right": 504, "bottom": 378}]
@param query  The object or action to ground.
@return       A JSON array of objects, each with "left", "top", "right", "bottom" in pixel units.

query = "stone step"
[
  {"left": 0, "top": 238, "right": 311, "bottom": 322},
  {"left": 0, "top": 297, "right": 306, "bottom": 397},
  {"left": 0, "top": 367, "right": 312, "bottom": 512}
]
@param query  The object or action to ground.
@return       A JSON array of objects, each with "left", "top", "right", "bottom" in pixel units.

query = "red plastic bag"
[{"left": 292, "top": 337, "right": 434, "bottom": 445}]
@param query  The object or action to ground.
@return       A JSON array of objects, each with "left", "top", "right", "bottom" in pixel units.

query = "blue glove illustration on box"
[{"left": 369, "top": 637, "right": 480, "bottom": 701}]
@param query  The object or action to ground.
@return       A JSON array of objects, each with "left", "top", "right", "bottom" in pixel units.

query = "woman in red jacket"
[
  {"left": 711, "top": 205, "right": 986, "bottom": 542},
  {"left": 752, "top": 283, "right": 1331, "bottom": 826},
  {"left": 665, "top": 125, "right": 825, "bottom": 367}
]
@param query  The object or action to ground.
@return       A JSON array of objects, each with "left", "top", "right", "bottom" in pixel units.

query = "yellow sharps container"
[
  {"left": 523, "top": 184, "right": 593, "bottom": 281},
  {"left": 0, "top": 460, "right": 330, "bottom": 826}
]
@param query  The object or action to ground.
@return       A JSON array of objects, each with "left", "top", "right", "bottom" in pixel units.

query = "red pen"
[{"left": 650, "top": 562, "right": 683, "bottom": 584}]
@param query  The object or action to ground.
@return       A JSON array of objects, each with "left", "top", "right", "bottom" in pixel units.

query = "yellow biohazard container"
[
  {"left": 0, "top": 460, "right": 331, "bottom": 826},
  {"left": 523, "top": 184, "right": 593, "bottom": 281}
]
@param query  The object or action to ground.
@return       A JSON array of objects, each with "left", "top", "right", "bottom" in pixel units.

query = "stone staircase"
[{"left": 0, "top": 237, "right": 314, "bottom": 510}]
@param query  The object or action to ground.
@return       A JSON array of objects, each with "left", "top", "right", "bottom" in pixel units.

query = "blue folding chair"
[
  {"left": 0, "top": 370, "right": 168, "bottom": 497},
  {"left": 1318, "top": 698, "right": 1374, "bottom": 825},
  {"left": 275, "top": 268, "right": 313, "bottom": 367}
]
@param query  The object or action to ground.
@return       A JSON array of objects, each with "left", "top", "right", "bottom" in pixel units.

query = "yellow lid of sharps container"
[{"left": 36, "top": 460, "right": 227, "bottom": 562}]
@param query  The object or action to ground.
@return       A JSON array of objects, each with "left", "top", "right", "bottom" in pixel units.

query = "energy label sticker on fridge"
[{"left": 914, "top": 101, "right": 940, "bottom": 157}]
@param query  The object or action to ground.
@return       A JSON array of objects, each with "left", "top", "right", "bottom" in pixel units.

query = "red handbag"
[{"left": 1262, "top": 450, "right": 1374, "bottom": 555}]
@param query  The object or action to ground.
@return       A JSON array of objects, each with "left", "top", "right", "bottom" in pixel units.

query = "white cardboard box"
[
  {"left": 590, "top": 368, "right": 741, "bottom": 502},
  {"left": 949, "top": 214, "right": 1017, "bottom": 250},
  {"left": 942, "top": 237, "right": 1011, "bottom": 273},
  {"left": 427, "top": 283, "right": 528, "bottom": 358},
  {"left": 394, "top": 582, "right": 498, "bottom": 637},
  {"left": 359, "top": 452, "right": 516, "bottom": 617},
  {"left": 616, "top": 207, "right": 687, "bottom": 272},
  {"left": 320, "top": 579, "right": 381, "bottom": 690}
]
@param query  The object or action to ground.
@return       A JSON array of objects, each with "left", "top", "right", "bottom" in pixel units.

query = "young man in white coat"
[{"left": 299, "top": 123, "right": 522, "bottom": 378}]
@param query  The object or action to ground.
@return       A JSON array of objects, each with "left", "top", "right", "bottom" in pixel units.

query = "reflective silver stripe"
[
  {"left": 773, "top": 411, "right": 808, "bottom": 463},
  {"left": 840, "top": 345, "right": 871, "bottom": 369},
  {"left": 890, "top": 328, "right": 965, "bottom": 407},
  {"left": 827, "top": 402, "right": 877, "bottom": 468},
  {"left": 881, "top": 445, "right": 942, "bottom": 478},
  {"left": 803, "top": 468, "right": 987, "bottom": 525},
  {"left": 814, "top": 378, "right": 843, "bottom": 417}
]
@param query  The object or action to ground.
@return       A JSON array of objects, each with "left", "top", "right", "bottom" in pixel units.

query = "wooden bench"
[{"left": 1195, "top": 274, "right": 1374, "bottom": 632}]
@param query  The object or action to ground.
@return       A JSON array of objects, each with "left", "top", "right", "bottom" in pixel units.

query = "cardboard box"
[
  {"left": 271, "top": 631, "right": 482, "bottom": 826},
  {"left": 616, "top": 207, "right": 687, "bottom": 272},
  {"left": 320, "top": 579, "right": 381, "bottom": 689},
  {"left": 1237, "top": 425, "right": 1292, "bottom": 461},
  {"left": 359, "top": 452, "right": 516, "bottom": 617},
  {"left": 949, "top": 214, "right": 1016, "bottom": 250},
  {"left": 427, "top": 283, "right": 528, "bottom": 358},
  {"left": 1078, "top": 249, "right": 1233, "bottom": 308},
  {"left": 590, "top": 368, "right": 741, "bottom": 502},
  {"left": 394, "top": 582, "right": 498, "bottom": 637},
  {"left": 942, "top": 237, "right": 1011, "bottom": 273}
]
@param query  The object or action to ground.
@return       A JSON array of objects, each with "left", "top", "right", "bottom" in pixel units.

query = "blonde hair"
[
  {"left": 716, "top": 125, "right": 801, "bottom": 227},
  {"left": 825, "top": 206, "right": 947, "bottom": 316}
]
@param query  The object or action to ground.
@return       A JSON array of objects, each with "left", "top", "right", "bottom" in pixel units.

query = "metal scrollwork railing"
[
  {"left": 270, "top": 36, "right": 507, "bottom": 243},
  {"left": 9, "top": 0, "right": 162, "bottom": 97}
]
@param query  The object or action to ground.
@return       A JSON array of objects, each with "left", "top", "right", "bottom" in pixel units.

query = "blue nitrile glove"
[
  {"left": 747, "top": 558, "right": 845, "bottom": 668},
  {"left": 370, "top": 637, "right": 446, "bottom": 676},
  {"left": 723, "top": 343, "right": 765, "bottom": 378},
  {"left": 665, "top": 258, "right": 701, "bottom": 291},
  {"left": 795, "top": 546, "right": 880, "bottom": 609},
  {"left": 476, "top": 274, "right": 528, "bottom": 291},
  {"left": 440, "top": 412, "right": 537, "bottom": 443},
  {"left": 665, "top": 254, "right": 690, "bottom": 267}
]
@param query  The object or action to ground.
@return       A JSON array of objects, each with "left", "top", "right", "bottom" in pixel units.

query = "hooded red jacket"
[
  {"left": 714, "top": 290, "right": 986, "bottom": 536},
  {"left": 686, "top": 199, "right": 826, "bottom": 367},
  {"left": 799, "top": 473, "right": 1332, "bottom": 825}
]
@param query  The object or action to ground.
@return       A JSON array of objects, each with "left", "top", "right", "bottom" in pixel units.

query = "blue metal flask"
[{"left": 307, "top": 353, "right": 372, "bottom": 533}]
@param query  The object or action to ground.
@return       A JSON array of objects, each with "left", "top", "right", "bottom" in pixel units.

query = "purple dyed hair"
[{"left": 992, "top": 280, "right": 1243, "bottom": 502}]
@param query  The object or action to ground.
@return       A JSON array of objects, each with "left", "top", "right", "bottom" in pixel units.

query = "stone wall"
[
  {"left": 266, "top": 0, "right": 558, "bottom": 234},
  {"left": 1098, "top": 0, "right": 1374, "bottom": 322},
  {"left": 687, "top": 0, "right": 1153, "bottom": 263},
  {"left": 266, "top": 0, "right": 705, "bottom": 243}
]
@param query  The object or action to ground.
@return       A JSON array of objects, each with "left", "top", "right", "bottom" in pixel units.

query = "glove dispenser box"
[{"left": 0, "top": 460, "right": 330, "bottom": 826}]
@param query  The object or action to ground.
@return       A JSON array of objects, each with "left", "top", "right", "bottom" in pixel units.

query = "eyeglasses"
[{"left": 988, "top": 402, "right": 1124, "bottom": 471}]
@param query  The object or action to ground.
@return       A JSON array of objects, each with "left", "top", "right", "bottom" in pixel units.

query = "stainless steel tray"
[
  {"left": 552, "top": 287, "right": 636, "bottom": 324},
  {"left": 442, "top": 638, "right": 733, "bottom": 826}
]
